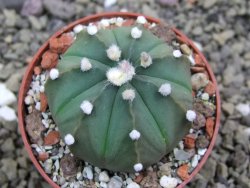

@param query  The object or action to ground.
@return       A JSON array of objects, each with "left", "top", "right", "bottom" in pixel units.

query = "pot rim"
[{"left": 18, "top": 12, "right": 221, "bottom": 188}]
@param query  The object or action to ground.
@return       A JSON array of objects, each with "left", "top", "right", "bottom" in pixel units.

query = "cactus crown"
[{"left": 45, "top": 19, "right": 193, "bottom": 172}]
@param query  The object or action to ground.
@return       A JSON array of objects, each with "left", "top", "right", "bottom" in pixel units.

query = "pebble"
[
  {"left": 191, "top": 154, "right": 199, "bottom": 168},
  {"left": 180, "top": 44, "right": 191, "bottom": 55},
  {"left": 99, "top": 171, "right": 110, "bottom": 182},
  {"left": 222, "top": 102, "right": 234, "bottom": 116},
  {"left": 126, "top": 182, "right": 140, "bottom": 188},
  {"left": 1, "top": 137, "right": 15, "bottom": 152},
  {"left": 193, "top": 112, "right": 206, "bottom": 130},
  {"left": 1, "top": 158, "right": 18, "bottom": 180},
  {"left": 83, "top": 166, "right": 94, "bottom": 180},
  {"left": 108, "top": 176, "right": 123, "bottom": 188},
  {"left": 44, "top": 159, "right": 53, "bottom": 174},
  {"left": 104, "top": 0, "right": 117, "bottom": 8},
  {"left": 213, "top": 30, "right": 235, "bottom": 45},
  {"left": 177, "top": 164, "right": 189, "bottom": 180},
  {"left": 21, "top": 0, "right": 43, "bottom": 16},
  {"left": 159, "top": 163, "right": 172, "bottom": 176},
  {"left": 0, "top": 106, "right": 17, "bottom": 122},
  {"left": 0, "top": 83, "right": 17, "bottom": 106},
  {"left": 159, "top": 176, "right": 178, "bottom": 188},
  {"left": 196, "top": 135, "right": 210, "bottom": 149},
  {"left": 202, "top": 0, "right": 217, "bottom": 9},
  {"left": 191, "top": 73, "right": 209, "bottom": 90},
  {"left": 60, "top": 154, "right": 79, "bottom": 177},
  {"left": 174, "top": 148, "right": 192, "bottom": 161},
  {"left": 235, "top": 103, "right": 250, "bottom": 116}
]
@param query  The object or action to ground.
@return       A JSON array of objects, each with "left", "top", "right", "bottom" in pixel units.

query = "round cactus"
[{"left": 45, "top": 24, "right": 193, "bottom": 172}]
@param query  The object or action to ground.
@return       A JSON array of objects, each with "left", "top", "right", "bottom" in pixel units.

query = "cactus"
[{"left": 45, "top": 24, "right": 193, "bottom": 172}]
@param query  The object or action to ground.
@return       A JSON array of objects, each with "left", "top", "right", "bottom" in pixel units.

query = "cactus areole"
[{"left": 45, "top": 23, "right": 193, "bottom": 172}]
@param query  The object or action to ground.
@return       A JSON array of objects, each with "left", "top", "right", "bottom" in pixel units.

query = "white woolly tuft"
[
  {"left": 122, "top": 89, "right": 135, "bottom": 101},
  {"left": 188, "top": 54, "right": 196, "bottom": 66},
  {"left": 131, "top": 27, "right": 142, "bottom": 39},
  {"left": 49, "top": 68, "right": 59, "bottom": 80},
  {"left": 106, "top": 44, "right": 121, "bottom": 61},
  {"left": 136, "top": 16, "right": 147, "bottom": 24},
  {"left": 64, "top": 134, "right": 75, "bottom": 145},
  {"left": 159, "top": 83, "right": 172, "bottom": 96},
  {"left": 133, "top": 163, "right": 143, "bottom": 172},
  {"left": 140, "top": 52, "right": 152, "bottom": 68},
  {"left": 186, "top": 110, "right": 196, "bottom": 122},
  {"left": 159, "top": 176, "right": 178, "bottom": 188},
  {"left": 129, "top": 129, "right": 141, "bottom": 140},
  {"left": 173, "top": 50, "right": 182, "bottom": 58},
  {"left": 106, "top": 68, "right": 126, "bottom": 86},
  {"left": 73, "top": 24, "right": 84, "bottom": 34},
  {"left": 87, "top": 24, "right": 98, "bottom": 35},
  {"left": 106, "top": 60, "right": 135, "bottom": 86},
  {"left": 80, "top": 100, "right": 93, "bottom": 115},
  {"left": 80, "top": 58, "right": 92, "bottom": 72}
]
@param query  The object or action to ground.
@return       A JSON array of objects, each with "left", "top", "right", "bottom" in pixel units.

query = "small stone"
[
  {"left": 193, "top": 112, "right": 206, "bottom": 130},
  {"left": 194, "top": 54, "right": 205, "bottom": 66},
  {"left": 196, "top": 135, "right": 209, "bottom": 149},
  {"left": 60, "top": 154, "right": 80, "bottom": 177},
  {"left": 0, "top": 83, "right": 17, "bottom": 106},
  {"left": 44, "top": 159, "right": 53, "bottom": 174},
  {"left": 40, "top": 92, "right": 48, "bottom": 112},
  {"left": 0, "top": 106, "right": 17, "bottom": 122},
  {"left": 38, "top": 152, "right": 49, "bottom": 162},
  {"left": 43, "top": 131, "right": 60, "bottom": 146},
  {"left": 34, "top": 66, "right": 42, "bottom": 75},
  {"left": 159, "top": 176, "right": 178, "bottom": 188},
  {"left": 191, "top": 73, "right": 209, "bottom": 90},
  {"left": 108, "top": 176, "right": 123, "bottom": 188},
  {"left": 174, "top": 149, "right": 192, "bottom": 161},
  {"left": 1, "top": 158, "right": 17, "bottom": 181},
  {"left": 3, "top": 9, "right": 17, "bottom": 27},
  {"left": 201, "top": 93, "right": 209, "bottom": 101},
  {"left": 140, "top": 171, "right": 159, "bottom": 187},
  {"left": 203, "top": 0, "right": 217, "bottom": 8},
  {"left": 83, "top": 166, "right": 93, "bottom": 180},
  {"left": 236, "top": 103, "right": 250, "bottom": 116},
  {"left": 158, "top": 0, "right": 179, "bottom": 6},
  {"left": 177, "top": 164, "right": 189, "bottom": 180},
  {"left": 134, "top": 174, "right": 144, "bottom": 184},
  {"left": 191, "top": 154, "right": 199, "bottom": 168},
  {"left": 199, "top": 158, "right": 217, "bottom": 180},
  {"left": 204, "top": 81, "right": 216, "bottom": 96},
  {"left": 159, "top": 163, "right": 172, "bottom": 176},
  {"left": 21, "top": 0, "right": 43, "bottom": 16},
  {"left": 1, "top": 138, "right": 15, "bottom": 152},
  {"left": 104, "top": 0, "right": 117, "bottom": 8},
  {"left": 191, "top": 66, "right": 206, "bottom": 73},
  {"left": 216, "top": 163, "right": 228, "bottom": 179},
  {"left": 49, "top": 33, "right": 74, "bottom": 54},
  {"left": 206, "top": 117, "right": 215, "bottom": 139},
  {"left": 180, "top": 44, "right": 191, "bottom": 55},
  {"left": 192, "top": 26, "right": 203, "bottom": 36},
  {"left": 41, "top": 51, "right": 58, "bottom": 69},
  {"left": 222, "top": 102, "right": 234, "bottom": 115},
  {"left": 43, "top": 0, "right": 76, "bottom": 19},
  {"left": 127, "top": 182, "right": 140, "bottom": 188},
  {"left": 184, "top": 134, "right": 196, "bottom": 149},
  {"left": 193, "top": 99, "right": 215, "bottom": 117},
  {"left": 99, "top": 171, "right": 110, "bottom": 182},
  {"left": 213, "top": 30, "right": 235, "bottom": 46},
  {"left": 198, "top": 148, "right": 207, "bottom": 156},
  {"left": 0, "top": 170, "right": 8, "bottom": 185}
]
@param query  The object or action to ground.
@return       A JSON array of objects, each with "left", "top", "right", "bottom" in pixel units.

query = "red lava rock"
[
  {"left": 184, "top": 134, "right": 196, "bottom": 149},
  {"left": 194, "top": 54, "right": 205, "bottom": 67},
  {"left": 49, "top": 33, "right": 74, "bottom": 54},
  {"left": 41, "top": 50, "right": 58, "bottom": 69},
  {"left": 25, "top": 110, "right": 45, "bottom": 144},
  {"left": 34, "top": 66, "right": 42, "bottom": 75},
  {"left": 206, "top": 117, "right": 215, "bottom": 139},
  {"left": 40, "top": 92, "right": 48, "bottom": 112},
  {"left": 192, "top": 91, "right": 196, "bottom": 97},
  {"left": 43, "top": 131, "right": 60, "bottom": 146},
  {"left": 122, "top": 19, "right": 134, "bottom": 26},
  {"left": 196, "top": 135, "right": 210, "bottom": 149},
  {"left": 191, "top": 66, "right": 206, "bottom": 73},
  {"left": 134, "top": 173, "right": 144, "bottom": 184},
  {"left": 193, "top": 99, "right": 215, "bottom": 117},
  {"left": 177, "top": 164, "right": 189, "bottom": 181},
  {"left": 60, "top": 154, "right": 80, "bottom": 177},
  {"left": 204, "top": 81, "right": 216, "bottom": 96},
  {"left": 38, "top": 152, "right": 49, "bottom": 162}
]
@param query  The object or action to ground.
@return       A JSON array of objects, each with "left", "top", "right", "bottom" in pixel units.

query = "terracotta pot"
[{"left": 18, "top": 12, "right": 221, "bottom": 188}]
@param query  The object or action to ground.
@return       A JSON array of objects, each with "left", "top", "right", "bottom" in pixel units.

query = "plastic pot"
[{"left": 18, "top": 12, "right": 221, "bottom": 188}]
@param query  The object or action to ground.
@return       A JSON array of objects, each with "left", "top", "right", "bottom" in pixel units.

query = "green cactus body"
[{"left": 45, "top": 24, "right": 193, "bottom": 172}]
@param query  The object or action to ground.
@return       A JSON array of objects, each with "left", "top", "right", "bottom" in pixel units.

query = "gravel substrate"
[{"left": 0, "top": 0, "right": 250, "bottom": 188}]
